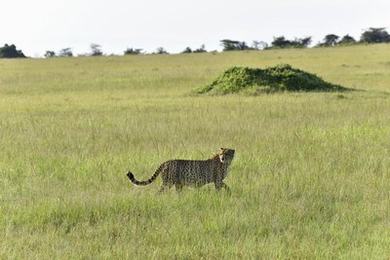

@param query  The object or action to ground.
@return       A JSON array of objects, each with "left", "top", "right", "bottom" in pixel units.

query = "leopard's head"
[{"left": 218, "top": 148, "right": 235, "bottom": 164}]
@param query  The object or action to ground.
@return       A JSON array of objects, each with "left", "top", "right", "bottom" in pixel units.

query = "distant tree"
[
  {"left": 338, "top": 35, "right": 356, "bottom": 45},
  {"left": 182, "top": 47, "right": 192, "bottom": 53},
  {"left": 238, "top": 41, "right": 249, "bottom": 50},
  {"left": 271, "top": 36, "right": 291, "bottom": 48},
  {"left": 181, "top": 45, "right": 206, "bottom": 54},
  {"left": 44, "top": 50, "right": 56, "bottom": 58},
  {"left": 0, "top": 44, "right": 26, "bottom": 58},
  {"left": 294, "top": 37, "right": 312, "bottom": 48},
  {"left": 251, "top": 41, "right": 260, "bottom": 50},
  {"left": 322, "top": 34, "right": 340, "bottom": 46},
  {"left": 360, "top": 27, "right": 390, "bottom": 43},
  {"left": 155, "top": 47, "right": 168, "bottom": 54},
  {"left": 193, "top": 44, "right": 207, "bottom": 53},
  {"left": 124, "top": 47, "right": 142, "bottom": 55},
  {"left": 90, "top": 43, "right": 103, "bottom": 56},
  {"left": 271, "top": 36, "right": 311, "bottom": 49},
  {"left": 59, "top": 48, "right": 73, "bottom": 57},
  {"left": 251, "top": 40, "right": 268, "bottom": 50},
  {"left": 220, "top": 39, "right": 249, "bottom": 51},
  {"left": 220, "top": 39, "right": 238, "bottom": 51}
]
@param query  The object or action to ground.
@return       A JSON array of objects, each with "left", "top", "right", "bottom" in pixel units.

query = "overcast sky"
[{"left": 1, "top": 0, "right": 389, "bottom": 56}]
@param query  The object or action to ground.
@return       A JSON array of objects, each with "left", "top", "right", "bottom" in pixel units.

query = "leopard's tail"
[{"left": 126, "top": 163, "right": 165, "bottom": 186}]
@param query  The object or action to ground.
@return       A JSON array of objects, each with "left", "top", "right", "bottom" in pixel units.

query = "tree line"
[
  {"left": 220, "top": 28, "right": 390, "bottom": 51},
  {"left": 1, "top": 27, "right": 390, "bottom": 58}
]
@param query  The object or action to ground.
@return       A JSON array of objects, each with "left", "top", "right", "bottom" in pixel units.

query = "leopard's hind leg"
[{"left": 175, "top": 183, "right": 184, "bottom": 193}]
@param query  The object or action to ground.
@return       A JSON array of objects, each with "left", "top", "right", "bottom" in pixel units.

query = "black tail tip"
[{"left": 126, "top": 171, "right": 134, "bottom": 180}]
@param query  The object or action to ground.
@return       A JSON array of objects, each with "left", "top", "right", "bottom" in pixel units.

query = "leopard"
[{"left": 126, "top": 148, "right": 235, "bottom": 192}]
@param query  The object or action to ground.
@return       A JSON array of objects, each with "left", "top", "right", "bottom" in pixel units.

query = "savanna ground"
[{"left": 1, "top": 44, "right": 390, "bottom": 259}]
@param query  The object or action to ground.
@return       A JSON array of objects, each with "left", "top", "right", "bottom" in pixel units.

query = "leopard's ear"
[{"left": 220, "top": 148, "right": 225, "bottom": 153}]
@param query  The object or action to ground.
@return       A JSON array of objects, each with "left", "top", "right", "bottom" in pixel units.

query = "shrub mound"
[{"left": 197, "top": 64, "right": 347, "bottom": 94}]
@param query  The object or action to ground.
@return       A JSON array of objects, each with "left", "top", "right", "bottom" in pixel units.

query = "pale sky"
[{"left": 1, "top": 0, "right": 389, "bottom": 57}]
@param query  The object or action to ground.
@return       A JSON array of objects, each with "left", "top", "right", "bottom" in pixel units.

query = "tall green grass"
[{"left": 1, "top": 45, "right": 390, "bottom": 258}]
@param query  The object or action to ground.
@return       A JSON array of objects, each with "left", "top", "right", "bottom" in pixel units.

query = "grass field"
[{"left": 1, "top": 44, "right": 390, "bottom": 259}]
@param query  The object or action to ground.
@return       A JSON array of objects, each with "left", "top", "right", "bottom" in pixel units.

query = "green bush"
[{"left": 196, "top": 64, "right": 347, "bottom": 94}]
